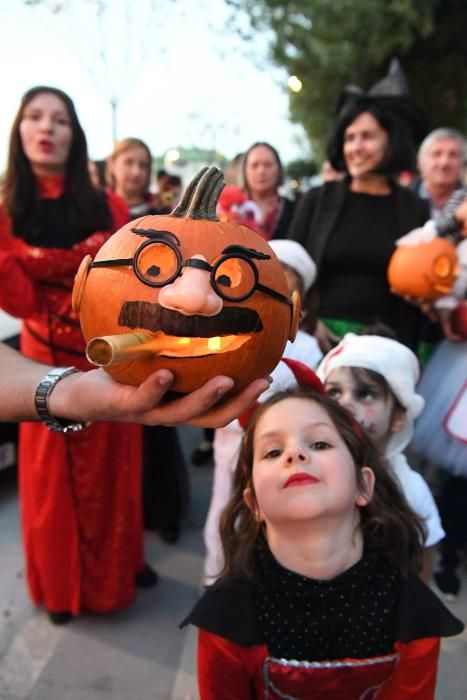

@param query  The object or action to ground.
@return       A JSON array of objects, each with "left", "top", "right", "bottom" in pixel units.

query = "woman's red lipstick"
[
  {"left": 284, "top": 473, "right": 320, "bottom": 488},
  {"left": 38, "top": 139, "right": 54, "bottom": 152}
]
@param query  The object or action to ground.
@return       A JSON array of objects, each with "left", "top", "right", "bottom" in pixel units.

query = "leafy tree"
[
  {"left": 286, "top": 157, "right": 317, "bottom": 181},
  {"left": 226, "top": 0, "right": 467, "bottom": 160}
]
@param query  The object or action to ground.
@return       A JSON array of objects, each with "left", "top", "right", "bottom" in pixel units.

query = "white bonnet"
[
  {"left": 268, "top": 239, "right": 317, "bottom": 293},
  {"left": 317, "top": 333, "right": 425, "bottom": 457}
]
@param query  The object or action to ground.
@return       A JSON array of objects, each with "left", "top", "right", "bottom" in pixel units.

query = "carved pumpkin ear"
[
  {"left": 72, "top": 255, "right": 92, "bottom": 312},
  {"left": 288, "top": 290, "right": 301, "bottom": 342}
]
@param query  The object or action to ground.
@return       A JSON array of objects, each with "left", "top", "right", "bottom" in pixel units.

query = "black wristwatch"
[{"left": 34, "top": 366, "right": 89, "bottom": 433}]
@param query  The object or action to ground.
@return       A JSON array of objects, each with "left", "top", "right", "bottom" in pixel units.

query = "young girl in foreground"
[{"left": 183, "top": 386, "right": 462, "bottom": 699}]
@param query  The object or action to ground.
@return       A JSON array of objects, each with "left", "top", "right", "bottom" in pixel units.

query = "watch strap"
[{"left": 35, "top": 366, "right": 89, "bottom": 433}]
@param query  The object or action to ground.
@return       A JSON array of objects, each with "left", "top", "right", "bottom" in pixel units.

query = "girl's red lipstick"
[{"left": 284, "top": 473, "right": 320, "bottom": 488}]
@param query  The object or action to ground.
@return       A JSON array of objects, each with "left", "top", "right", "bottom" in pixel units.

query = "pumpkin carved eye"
[
  {"left": 214, "top": 257, "right": 256, "bottom": 300},
  {"left": 136, "top": 242, "right": 179, "bottom": 284},
  {"left": 433, "top": 255, "right": 452, "bottom": 278}
]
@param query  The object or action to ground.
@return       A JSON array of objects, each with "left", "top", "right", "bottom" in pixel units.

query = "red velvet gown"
[{"left": 0, "top": 176, "right": 144, "bottom": 615}]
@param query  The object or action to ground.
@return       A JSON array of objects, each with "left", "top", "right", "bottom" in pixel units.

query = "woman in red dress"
[{"left": 0, "top": 86, "right": 150, "bottom": 624}]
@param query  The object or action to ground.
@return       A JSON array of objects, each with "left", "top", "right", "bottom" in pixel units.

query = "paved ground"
[{"left": 0, "top": 426, "right": 466, "bottom": 699}]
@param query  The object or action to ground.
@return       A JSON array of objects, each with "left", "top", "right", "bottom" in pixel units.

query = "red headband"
[{"left": 238, "top": 358, "right": 325, "bottom": 430}]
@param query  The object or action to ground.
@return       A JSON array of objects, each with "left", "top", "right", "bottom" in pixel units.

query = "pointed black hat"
[{"left": 336, "top": 58, "right": 429, "bottom": 145}]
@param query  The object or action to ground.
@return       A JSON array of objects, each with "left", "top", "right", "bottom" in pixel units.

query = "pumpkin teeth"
[
  {"left": 208, "top": 336, "right": 222, "bottom": 351},
  {"left": 161, "top": 334, "right": 249, "bottom": 358}
]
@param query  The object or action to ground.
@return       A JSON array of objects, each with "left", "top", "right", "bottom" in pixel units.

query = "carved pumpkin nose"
[{"left": 158, "top": 255, "right": 223, "bottom": 317}]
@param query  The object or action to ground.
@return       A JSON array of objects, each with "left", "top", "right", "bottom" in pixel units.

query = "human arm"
[
  {"left": 378, "top": 638, "right": 440, "bottom": 700},
  {"left": 455, "top": 197, "right": 467, "bottom": 236},
  {"left": 0, "top": 247, "right": 43, "bottom": 318},
  {"left": 0, "top": 341, "right": 269, "bottom": 427}
]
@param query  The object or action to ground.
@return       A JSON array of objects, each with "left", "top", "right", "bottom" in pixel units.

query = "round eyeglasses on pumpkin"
[{"left": 89, "top": 238, "right": 292, "bottom": 306}]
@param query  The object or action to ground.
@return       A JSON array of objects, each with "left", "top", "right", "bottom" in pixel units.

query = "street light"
[
  {"left": 165, "top": 149, "right": 180, "bottom": 167},
  {"left": 287, "top": 75, "right": 303, "bottom": 93}
]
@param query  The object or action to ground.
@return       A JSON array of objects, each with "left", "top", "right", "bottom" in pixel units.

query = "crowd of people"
[{"left": 0, "top": 77, "right": 466, "bottom": 698}]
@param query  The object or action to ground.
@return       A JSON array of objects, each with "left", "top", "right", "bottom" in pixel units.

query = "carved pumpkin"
[
  {"left": 387, "top": 238, "right": 459, "bottom": 301},
  {"left": 72, "top": 166, "right": 300, "bottom": 393}
]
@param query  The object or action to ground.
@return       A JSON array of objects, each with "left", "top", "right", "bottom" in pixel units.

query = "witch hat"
[{"left": 335, "top": 58, "right": 429, "bottom": 146}]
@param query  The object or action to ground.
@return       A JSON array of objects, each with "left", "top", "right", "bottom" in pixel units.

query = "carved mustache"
[{"left": 118, "top": 301, "right": 263, "bottom": 337}]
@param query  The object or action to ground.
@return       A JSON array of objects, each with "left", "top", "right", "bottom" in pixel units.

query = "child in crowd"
[
  {"left": 317, "top": 333, "right": 445, "bottom": 581},
  {"left": 183, "top": 384, "right": 462, "bottom": 699},
  {"left": 203, "top": 239, "right": 322, "bottom": 584}
]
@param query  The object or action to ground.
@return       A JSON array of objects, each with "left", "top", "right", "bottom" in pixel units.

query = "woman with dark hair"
[
  {"left": 288, "top": 98, "right": 430, "bottom": 352},
  {"left": 0, "top": 86, "right": 154, "bottom": 624},
  {"left": 242, "top": 141, "right": 295, "bottom": 240}
]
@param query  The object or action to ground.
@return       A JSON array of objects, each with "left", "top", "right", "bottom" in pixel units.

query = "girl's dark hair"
[
  {"left": 243, "top": 141, "right": 284, "bottom": 192},
  {"left": 327, "top": 98, "right": 416, "bottom": 175},
  {"left": 2, "top": 85, "right": 112, "bottom": 243},
  {"left": 219, "top": 387, "right": 424, "bottom": 585}
]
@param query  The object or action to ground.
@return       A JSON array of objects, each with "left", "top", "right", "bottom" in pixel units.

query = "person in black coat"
[{"left": 288, "top": 98, "right": 430, "bottom": 354}]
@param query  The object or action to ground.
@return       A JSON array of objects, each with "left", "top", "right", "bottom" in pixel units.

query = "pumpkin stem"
[{"left": 171, "top": 166, "right": 224, "bottom": 221}]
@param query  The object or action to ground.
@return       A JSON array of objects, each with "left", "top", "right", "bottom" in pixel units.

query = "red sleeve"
[
  {"left": 378, "top": 638, "right": 440, "bottom": 700},
  {"left": 105, "top": 189, "right": 130, "bottom": 231},
  {"left": 0, "top": 250, "right": 44, "bottom": 317},
  {"left": 0, "top": 211, "right": 43, "bottom": 317},
  {"left": 197, "top": 629, "right": 265, "bottom": 700}
]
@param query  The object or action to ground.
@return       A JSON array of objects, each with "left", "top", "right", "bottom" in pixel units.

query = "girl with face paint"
[{"left": 317, "top": 333, "right": 444, "bottom": 581}]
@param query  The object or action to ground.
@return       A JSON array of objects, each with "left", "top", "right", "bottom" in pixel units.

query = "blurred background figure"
[
  {"left": 88, "top": 158, "right": 107, "bottom": 189},
  {"left": 413, "top": 128, "right": 466, "bottom": 223},
  {"left": 106, "top": 137, "right": 159, "bottom": 217},
  {"left": 320, "top": 159, "right": 345, "bottom": 183},
  {"left": 242, "top": 141, "right": 295, "bottom": 240},
  {"left": 0, "top": 85, "right": 153, "bottom": 625},
  {"left": 224, "top": 152, "right": 244, "bottom": 186},
  {"left": 153, "top": 169, "right": 183, "bottom": 213}
]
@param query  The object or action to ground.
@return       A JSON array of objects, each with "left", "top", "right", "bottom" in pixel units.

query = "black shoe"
[
  {"left": 48, "top": 610, "right": 73, "bottom": 625},
  {"left": 190, "top": 441, "right": 213, "bottom": 466},
  {"left": 433, "top": 571, "right": 461, "bottom": 601},
  {"left": 135, "top": 563, "right": 159, "bottom": 589}
]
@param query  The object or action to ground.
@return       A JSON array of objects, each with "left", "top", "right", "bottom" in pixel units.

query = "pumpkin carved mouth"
[
  {"left": 86, "top": 330, "right": 250, "bottom": 367},
  {"left": 155, "top": 331, "right": 250, "bottom": 358}
]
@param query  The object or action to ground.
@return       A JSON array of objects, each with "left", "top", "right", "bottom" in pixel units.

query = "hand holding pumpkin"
[
  {"left": 49, "top": 367, "right": 271, "bottom": 428},
  {"left": 455, "top": 198, "right": 467, "bottom": 237}
]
